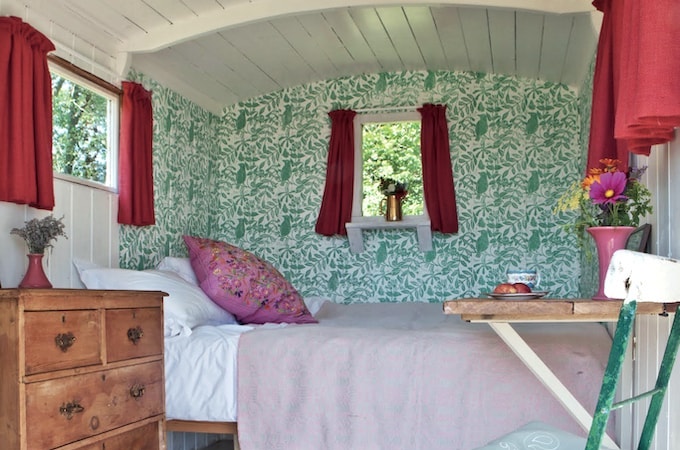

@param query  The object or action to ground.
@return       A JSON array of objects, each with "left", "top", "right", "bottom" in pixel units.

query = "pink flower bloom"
[{"left": 589, "top": 171, "right": 628, "bottom": 205}]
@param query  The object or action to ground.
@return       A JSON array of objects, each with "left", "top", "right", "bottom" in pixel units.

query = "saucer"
[{"left": 484, "top": 291, "right": 549, "bottom": 301}]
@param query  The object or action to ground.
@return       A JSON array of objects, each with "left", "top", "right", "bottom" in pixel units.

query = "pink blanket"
[{"left": 237, "top": 302, "right": 612, "bottom": 450}]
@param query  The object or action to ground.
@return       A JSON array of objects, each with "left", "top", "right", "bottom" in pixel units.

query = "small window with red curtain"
[
  {"left": 49, "top": 56, "right": 120, "bottom": 190},
  {"left": 353, "top": 110, "right": 428, "bottom": 220}
]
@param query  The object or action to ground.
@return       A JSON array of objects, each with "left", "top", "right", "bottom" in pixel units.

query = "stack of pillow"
[{"left": 75, "top": 235, "right": 318, "bottom": 337}]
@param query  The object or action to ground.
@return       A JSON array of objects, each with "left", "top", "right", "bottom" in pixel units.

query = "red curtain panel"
[
  {"left": 0, "top": 16, "right": 55, "bottom": 210},
  {"left": 419, "top": 103, "right": 458, "bottom": 234},
  {"left": 315, "top": 109, "right": 356, "bottom": 236},
  {"left": 588, "top": 0, "right": 680, "bottom": 170},
  {"left": 118, "top": 81, "right": 155, "bottom": 226}
]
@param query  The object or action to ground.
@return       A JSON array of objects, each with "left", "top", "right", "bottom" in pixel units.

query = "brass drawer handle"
[
  {"left": 130, "top": 384, "right": 145, "bottom": 398},
  {"left": 127, "top": 326, "right": 144, "bottom": 344},
  {"left": 55, "top": 332, "right": 76, "bottom": 352},
  {"left": 59, "top": 401, "right": 84, "bottom": 419}
]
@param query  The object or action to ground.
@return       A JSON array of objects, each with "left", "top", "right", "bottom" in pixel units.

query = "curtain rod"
[{"left": 354, "top": 106, "right": 418, "bottom": 114}]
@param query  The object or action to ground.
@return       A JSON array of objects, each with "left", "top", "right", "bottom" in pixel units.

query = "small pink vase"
[
  {"left": 19, "top": 253, "right": 52, "bottom": 289},
  {"left": 587, "top": 226, "right": 635, "bottom": 300}
]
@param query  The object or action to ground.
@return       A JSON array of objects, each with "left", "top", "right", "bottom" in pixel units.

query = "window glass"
[
  {"left": 354, "top": 111, "right": 425, "bottom": 218},
  {"left": 50, "top": 65, "right": 119, "bottom": 187}
]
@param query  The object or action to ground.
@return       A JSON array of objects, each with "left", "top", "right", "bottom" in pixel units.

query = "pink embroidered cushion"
[{"left": 183, "top": 235, "right": 317, "bottom": 324}]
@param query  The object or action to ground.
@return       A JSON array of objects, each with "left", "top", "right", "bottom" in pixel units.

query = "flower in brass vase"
[
  {"left": 11, "top": 215, "right": 68, "bottom": 254},
  {"left": 378, "top": 177, "right": 408, "bottom": 200},
  {"left": 555, "top": 158, "right": 653, "bottom": 249}
]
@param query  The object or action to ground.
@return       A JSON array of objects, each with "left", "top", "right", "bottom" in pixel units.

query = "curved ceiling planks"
[{"left": 1, "top": 0, "right": 601, "bottom": 114}]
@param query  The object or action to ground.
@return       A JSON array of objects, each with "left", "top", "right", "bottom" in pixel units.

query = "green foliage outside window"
[
  {"left": 52, "top": 73, "right": 108, "bottom": 183},
  {"left": 362, "top": 121, "right": 423, "bottom": 216}
]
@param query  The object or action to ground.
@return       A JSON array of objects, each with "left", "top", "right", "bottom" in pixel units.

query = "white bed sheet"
[
  {"left": 164, "top": 296, "right": 328, "bottom": 421},
  {"left": 165, "top": 323, "right": 251, "bottom": 421}
]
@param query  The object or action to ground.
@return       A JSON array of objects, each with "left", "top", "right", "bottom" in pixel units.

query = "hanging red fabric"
[
  {"left": 418, "top": 103, "right": 458, "bottom": 233},
  {"left": 118, "top": 81, "right": 155, "bottom": 226},
  {"left": 315, "top": 109, "right": 356, "bottom": 236},
  {"left": 588, "top": 0, "right": 680, "bottom": 170},
  {"left": 0, "top": 16, "right": 55, "bottom": 210}
]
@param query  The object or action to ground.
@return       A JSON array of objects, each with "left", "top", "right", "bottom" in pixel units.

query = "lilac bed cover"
[{"left": 236, "top": 301, "right": 613, "bottom": 450}]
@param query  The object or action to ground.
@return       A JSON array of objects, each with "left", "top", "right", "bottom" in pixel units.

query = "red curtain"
[
  {"left": 315, "top": 109, "right": 356, "bottom": 236},
  {"left": 0, "top": 16, "right": 55, "bottom": 210},
  {"left": 418, "top": 103, "right": 458, "bottom": 233},
  {"left": 588, "top": 0, "right": 680, "bottom": 170},
  {"left": 118, "top": 81, "right": 155, "bottom": 226}
]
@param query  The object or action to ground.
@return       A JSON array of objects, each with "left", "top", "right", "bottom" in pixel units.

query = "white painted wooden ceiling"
[{"left": 2, "top": 0, "right": 602, "bottom": 115}]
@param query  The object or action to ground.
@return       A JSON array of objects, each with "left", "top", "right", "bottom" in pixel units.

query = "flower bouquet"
[
  {"left": 556, "top": 158, "right": 653, "bottom": 246},
  {"left": 378, "top": 178, "right": 408, "bottom": 221},
  {"left": 556, "top": 158, "right": 653, "bottom": 299},
  {"left": 11, "top": 215, "right": 67, "bottom": 254},
  {"left": 378, "top": 177, "right": 408, "bottom": 199},
  {"left": 11, "top": 215, "right": 67, "bottom": 289}
]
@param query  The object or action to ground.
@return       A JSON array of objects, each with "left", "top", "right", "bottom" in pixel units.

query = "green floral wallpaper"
[
  {"left": 121, "top": 69, "right": 587, "bottom": 303},
  {"left": 578, "top": 57, "right": 598, "bottom": 298},
  {"left": 120, "top": 70, "right": 218, "bottom": 268}
]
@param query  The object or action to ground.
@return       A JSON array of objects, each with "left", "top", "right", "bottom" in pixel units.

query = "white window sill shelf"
[{"left": 345, "top": 216, "right": 432, "bottom": 253}]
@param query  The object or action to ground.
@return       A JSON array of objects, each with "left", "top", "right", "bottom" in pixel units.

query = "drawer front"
[
  {"left": 70, "top": 421, "right": 162, "bottom": 450},
  {"left": 25, "top": 361, "right": 164, "bottom": 449},
  {"left": 24, "top": 310, "right": 101, "bottom": 375},
  {"left": 106, "top": 308, "right": 162, "bottom": 362}
]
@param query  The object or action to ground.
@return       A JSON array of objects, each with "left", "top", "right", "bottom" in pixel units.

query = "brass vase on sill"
[{"left": 381, "top": 194, "right": 403, "bottom": 222}]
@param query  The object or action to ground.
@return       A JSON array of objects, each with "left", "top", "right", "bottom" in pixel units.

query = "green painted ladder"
[{"left": 585, "top": 259, "right": 680, "bottom": 449}]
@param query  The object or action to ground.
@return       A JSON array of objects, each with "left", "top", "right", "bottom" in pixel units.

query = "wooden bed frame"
[{"left": 166, "top": 420, "right": 240, "bottom": 450}]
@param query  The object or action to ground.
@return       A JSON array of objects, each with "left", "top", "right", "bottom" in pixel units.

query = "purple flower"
[{"left": 589, "top": 171, "right": 628, "bottom": 205}]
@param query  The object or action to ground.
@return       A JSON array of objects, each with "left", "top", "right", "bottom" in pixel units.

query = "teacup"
[{"left": 507, "top": 269, "right": 540, "bottom": 289}]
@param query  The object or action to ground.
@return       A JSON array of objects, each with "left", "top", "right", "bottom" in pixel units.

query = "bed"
[
  {"left": 163, "top": 300, "right": 612, "bottom": 450},
  {"left": 75, "top": 238, "right": 614, "bottom": 450}
]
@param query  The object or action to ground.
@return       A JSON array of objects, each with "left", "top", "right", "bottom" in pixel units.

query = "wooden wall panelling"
[
  {"left": 664, "top": 132, "right": 680, "bottom": 447},
  {"left": 630, "top": 135, "right": 679, "bottom": 449},
  {"left": 0, "top": 179, "right": 119, "bottom": 288}
]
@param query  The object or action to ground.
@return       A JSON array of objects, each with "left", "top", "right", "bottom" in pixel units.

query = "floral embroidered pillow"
[{"left": 183, "top": 235, "right": 317, "bottom": 324}]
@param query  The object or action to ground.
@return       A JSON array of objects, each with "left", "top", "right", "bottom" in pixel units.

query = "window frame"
[
  {"left": 49, "top": 56, "right": 121, "bottom": 192},
  {"left": 345, "top": 110, "right": 432, "bottom": 253},
  {"left": 351, "top": 111, "right": 429, "bottom": 221}
]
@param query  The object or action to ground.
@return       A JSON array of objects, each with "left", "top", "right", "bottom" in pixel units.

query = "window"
[
  {"left": 352, "top": 111, "right": 427, "bottom": 219},
  {"left": 346, "top": 110, "right": 432, "bottom": 253},
  {"left": 50, "top": 59, "right": 119, "bottom": 189}
]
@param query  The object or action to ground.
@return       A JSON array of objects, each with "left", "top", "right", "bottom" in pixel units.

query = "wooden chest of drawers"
[{"left": 0, "top": 289, "right": 167, "bottom": 450}]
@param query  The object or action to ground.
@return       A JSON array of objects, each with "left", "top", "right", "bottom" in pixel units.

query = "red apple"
[
  {"left": 493, "top": 283, "right": 518, "bottom": 294},
  {"left": 513, "top": 282, "right": 532, "bottom": 293}
]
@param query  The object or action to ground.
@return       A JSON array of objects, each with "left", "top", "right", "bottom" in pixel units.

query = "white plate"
[{"left": 484, "top": 291, "right": 549, "bottom": 301}]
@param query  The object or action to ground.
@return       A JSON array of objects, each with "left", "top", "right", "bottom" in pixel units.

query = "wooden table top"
[{"left": 443, "top": 298, "right": 680, "bottom": 322}]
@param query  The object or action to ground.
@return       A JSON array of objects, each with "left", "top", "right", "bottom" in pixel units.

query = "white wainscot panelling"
[
  {"left": 0, "top": 178, "right": 119, "bottom": 288},
  {"left": 1, "top": 178, "right": 225, "bottom": 450},
  {"left": 634, "top": 314, "right": 680, "bottom": 450},
  {"left": 626, "top": 133, "right": 680, "bottom": 450}
]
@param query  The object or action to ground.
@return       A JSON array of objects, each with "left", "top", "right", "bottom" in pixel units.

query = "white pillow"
[
  {"left": 303, "top": 296, "right": 330, "bottom": 316},
  {"left": 73, "top": 261, "right": 237, "bottom": 336},
  {"left": 156, "top": 256, "right": 198, "bottom": 285}
]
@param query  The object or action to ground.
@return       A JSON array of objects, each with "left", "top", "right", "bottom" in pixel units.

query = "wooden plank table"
[{"left": 443, "top": 298, "right": 679, "bottom": 450}]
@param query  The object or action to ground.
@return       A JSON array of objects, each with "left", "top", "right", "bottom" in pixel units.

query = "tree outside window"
[
  {"left": 360, "top": 119, "right": 424, "bottom": 217},
  {"left": 50, "top": 64, "right": 119, "bottom": 188}
]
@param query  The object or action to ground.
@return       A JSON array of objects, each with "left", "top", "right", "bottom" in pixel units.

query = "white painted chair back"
[{"left": 605, "top": 249, "right": 680, "bottom": 304}]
